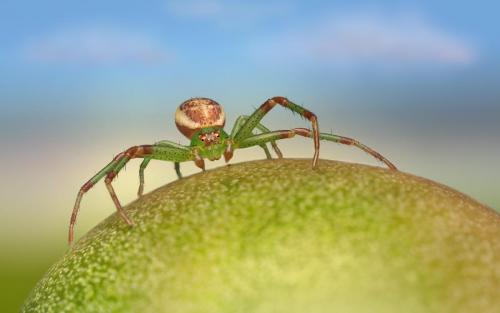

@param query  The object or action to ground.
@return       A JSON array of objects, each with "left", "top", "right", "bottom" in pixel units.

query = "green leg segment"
[
  {"left": 138, "top": 141, "right": 189, "bottom": 197},
  {"left": 174, "top": 162, "right": 182, "bottom": 179},
  {"left": 231, "top": 115, "right": 283, "bottom": 158},
  {"left": 237, "top": 128, "right": 397, "bottom": 170},
  {"left": 69, "top": 143, "right": 193, "bottom": 245},
  {"left": 138, "top": 158, "right": 151, "bottom": 197},
  {"left": 233, "top": 97, "right": 318, "bottom": 167}
]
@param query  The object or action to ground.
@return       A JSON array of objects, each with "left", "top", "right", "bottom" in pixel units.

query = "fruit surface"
[{"left": 22, "top": 159, "right": 500, "bottom": 313}]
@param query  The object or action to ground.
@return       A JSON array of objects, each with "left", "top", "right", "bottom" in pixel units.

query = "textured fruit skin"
[{"left": 23, "top": 159, "right": 500, "bottom": 313}]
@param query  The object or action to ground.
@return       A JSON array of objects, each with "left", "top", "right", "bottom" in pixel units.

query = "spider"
[{"left": 68, "top": 96, "right": 397, "bottom": 244}]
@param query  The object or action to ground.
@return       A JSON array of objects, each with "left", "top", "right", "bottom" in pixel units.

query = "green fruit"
[{"left": 22, "top": 159, "right": 500, "bottom": 313}]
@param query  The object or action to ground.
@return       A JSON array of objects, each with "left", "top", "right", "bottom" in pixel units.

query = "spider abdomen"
[{"left": 175, "top": 97, "right": 225, "bottom": 139}]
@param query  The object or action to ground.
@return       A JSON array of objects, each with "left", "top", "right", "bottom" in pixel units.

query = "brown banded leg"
[
  {"left": 105, "top": 171, "right": 134, "bottom": 226},
  {"left": 233, "top": 97, "right": 320, "bottom": 168},
  {"left": 69, "top": 152, "right": 126, "bottom": 244},
  {"left": 292, "top": 128, "right": 397, "bottom": 170},
  {"left": 104, "top": 145, "right": 155, "bottom": 223},
  {"left": 69, "top": 180, "right": 96, "bottom": 245},
  {"left": 237, "top": 129, "right": 397, "bottom": 170},
  {"left": 68, "top": 145, "right": 153, "bottom": 245}
]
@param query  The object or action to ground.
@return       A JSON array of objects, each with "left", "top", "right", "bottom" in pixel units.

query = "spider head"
[
  {"left": 190, "top": 127, "right": 229, "bottom": 161},
  {"left": 191, "top": 127, "right": 228, "bottom": 147},
  {"left": 175, "top": 97, "right": 225, "bottom": 139}
]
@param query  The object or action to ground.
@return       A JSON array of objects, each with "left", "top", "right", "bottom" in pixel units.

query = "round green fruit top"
[{"left": 23, "top": 159, "right": 500, "bottom": 313}]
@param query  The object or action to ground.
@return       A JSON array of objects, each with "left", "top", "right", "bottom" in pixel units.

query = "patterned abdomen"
[{"left": 175, "top": 98, "right": 226, "bottom": 139}]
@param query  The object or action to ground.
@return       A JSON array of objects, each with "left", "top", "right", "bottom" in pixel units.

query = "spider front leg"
[
  {"left": 233, "top": 97, "right": 319, "bottom": 167},
  {"left": 69, "top": 143, "right": 193, "bottom": 245},
  {"left": 231, "top": 115, "right": 283, "bottom": 159},
  {"left": 236, "top": 128, "right": 397, "bottom": 170}
]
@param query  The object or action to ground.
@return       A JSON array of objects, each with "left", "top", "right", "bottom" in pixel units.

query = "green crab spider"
[{"left": 68, "top": 96, "right": 397, "bottom": 244}]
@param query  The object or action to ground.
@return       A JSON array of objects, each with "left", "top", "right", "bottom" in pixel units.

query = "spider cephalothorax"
[
  {"left": 68, "top": 96, "right": 398, "bottom": 245},
  {"left": 191, "top": 127, "right": 230, "bottom": 162}
]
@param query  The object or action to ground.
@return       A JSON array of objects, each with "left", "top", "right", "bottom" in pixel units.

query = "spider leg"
[
  {"left": 137, "top": 159, "right": 183, "bottom": 197},
  {"left": 137, "top": 141, "right": 186, "bottom": 197},
  {"left": 105, "top": 170, "right": 134, "bottom": 226},
  {"left": 69, "top": 144, "right": 193, "bottom": 245},
  {"left": 318, "top": 130, "right": 397, "bottom": 170},
  {"left": 237, "top": 128, "right": 397, "bottom": 170},
  {"left": 69, "top": 145, "right": 153, "bottom": 244},
  {"left": 156, "top": 142, "right": 187, "bottom": 178},
  {"left": 174, "top": 162, "right": 182, "bottom": 179},
  {"left": 138, "top": 157, "right": 151, "bottom": 197},
  {"left": 193, "top": 148, "right": 205, "bottom": 171},
  {"left": 233, "top": 97, "right": 318, "bottom": 167},
  {"left": 260, "top": 144, "right": 272, "bottom": 159},
  {"left": 231, "top": 115, "right": 283, "bottom": 158}
]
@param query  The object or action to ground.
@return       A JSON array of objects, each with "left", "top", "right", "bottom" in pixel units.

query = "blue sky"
[{"left": 1, "top": 0, "right": 499, "bottom": 99}]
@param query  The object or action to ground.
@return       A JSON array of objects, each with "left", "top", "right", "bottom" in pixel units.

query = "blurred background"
[{"left": 1, "top": 0, "right": 499, "bottom": 311}]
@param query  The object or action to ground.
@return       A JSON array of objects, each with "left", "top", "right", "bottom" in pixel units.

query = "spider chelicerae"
[{"left": 68, "top": 96, "right": 397, "bottom": 244}]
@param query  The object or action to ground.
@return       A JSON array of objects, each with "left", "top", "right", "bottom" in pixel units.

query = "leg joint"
[
  {"left": 280, "top": 130, "right": 295, "bottom": 139},
  {"left": 338, "top": 137, "right": 355, "bottom": 145},
  {"left": 105, "top": 171, "right": 117, "bottom": 183},
  {"left": 81, "top": 181, "right": 94, "bottom": 192},
  {"left": 303, "top": 110, "right": 317, "bottom": 121},
  {"left": 293, "top": 128, "right": 311, "bottom": 137},
  {"left": 269, "top": 96, "right": 289, "bottom": 105},
  {"left": 124, "top": 145, "right": 154, "bottom": 158}
]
